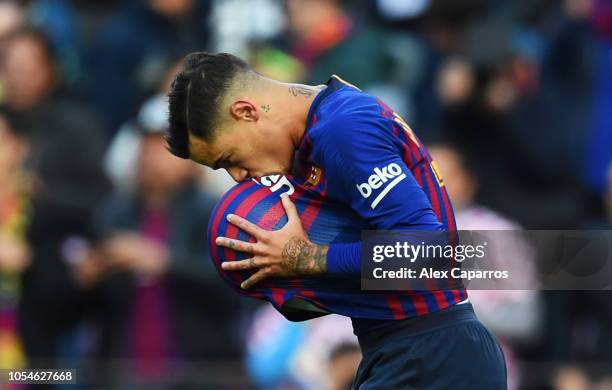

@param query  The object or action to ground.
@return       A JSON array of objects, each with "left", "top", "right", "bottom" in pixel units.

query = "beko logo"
[{"left": 356, "top": 163, "right": 406, "bottom": 209}]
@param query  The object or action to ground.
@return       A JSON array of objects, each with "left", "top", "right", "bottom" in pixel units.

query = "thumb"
[{"left": 280, "top": 193, "right": 299, "bottom": 222}]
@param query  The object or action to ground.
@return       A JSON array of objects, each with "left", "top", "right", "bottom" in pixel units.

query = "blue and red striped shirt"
[{"left": 208, "top": 76, "right": 466, "bottom": 327}]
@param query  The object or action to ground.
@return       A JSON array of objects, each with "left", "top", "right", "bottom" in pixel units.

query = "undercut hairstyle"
[{"left": 166, "top": 52, "right": 252, "bottom": 158}]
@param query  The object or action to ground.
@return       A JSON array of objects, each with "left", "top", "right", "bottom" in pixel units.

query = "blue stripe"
[
  {"left": 399, "top": 294, "right": 418, "bottom": 317},
  {"left": 216, "top": 184, "right": 263, "bottom": 293},
  {"left": 443, "top": 290, "right": 456, "bottom": 306},
  {"left": 421, "top": 290, "right": 440, "bottom": 312}
]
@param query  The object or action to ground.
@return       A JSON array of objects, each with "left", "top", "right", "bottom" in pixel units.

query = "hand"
[
  {"left": 72, "top": 249, "right": 110, "bottom": 289},
  {"left": 103, "top": 233, "right": 169, "bottom": 277},
  {"left": 0, "top": 234, "right": 30, "bottom": 273},
  {"left": 217, "top": 193, "right": 328, "bottom": 289}
]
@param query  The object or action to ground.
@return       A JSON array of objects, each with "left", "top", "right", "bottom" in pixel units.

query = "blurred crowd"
[{"left": 0, "top": 0, "right": 611, "bottom": 389}]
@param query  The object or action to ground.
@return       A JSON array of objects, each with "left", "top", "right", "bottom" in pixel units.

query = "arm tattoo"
[
  {"left": 281, "top": 237, "right": 328, "bottom": 275},
  {"left": 288, "top": 86, "right": 314, "bottom": 98}
]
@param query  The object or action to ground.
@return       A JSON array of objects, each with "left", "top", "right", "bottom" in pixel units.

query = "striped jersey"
[{"left": 207, "top": 76, "right": 466, "bottom": 324}]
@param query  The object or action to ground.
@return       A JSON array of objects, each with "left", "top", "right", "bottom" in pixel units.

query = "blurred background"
[{"left": 0, "top": 0, "right": 611, "bottom": 389}]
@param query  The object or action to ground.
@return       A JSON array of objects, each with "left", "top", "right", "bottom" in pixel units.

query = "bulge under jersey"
[{"left": 207, "top": 175, "right": 467, "bottom": 327}]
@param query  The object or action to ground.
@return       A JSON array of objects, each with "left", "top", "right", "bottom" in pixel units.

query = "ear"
[{"left": 229, "top": 100, "right": 259, "bottom": 122}]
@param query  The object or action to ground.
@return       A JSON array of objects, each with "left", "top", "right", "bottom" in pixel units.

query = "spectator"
[
  {"left": 85, "top": 0, "right": 211, "bottom": 134},
  {"left": 78, "top": 94, "right": 242, "bottom": 388},
  {"left": 283, "top": 0, "right": 424, "bottom": 115},
  {"left": 103, "top": 59, "right": 235, "bottom": 198},
  {"left": 0, "top": 113, "right": 30, "bottom": 372},
  {"left": 429, "top": 142, "right": 542, "bottom": 390},
  {"left": 246, "top": 304, "right": 357, "bottom": 390},
  {"left": 0, "top": 1, "right": 23, "bottom": 40},
  {"left": 26, "top": 0, "right": 82, "bottom": 85},
  {"left": 0, "top": 28, "right": 110, "bottom": 373},
  {"left": 552, "top": 365, "right": 592, "bottom": 390},
  {"left": 328, "top": 343, "right": 362, "bottom": 390},
  {"left": 0, "top": 1, "right": 608, "bottom": 387}
]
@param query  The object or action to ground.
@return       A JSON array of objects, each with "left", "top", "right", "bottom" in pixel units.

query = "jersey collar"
[{"left": 304, "top": 75, "right": 347, "bottom": 130}]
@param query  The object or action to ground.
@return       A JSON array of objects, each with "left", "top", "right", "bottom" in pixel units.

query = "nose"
[{"left": 227, "top": 167, "right": 249, "bottom": 182}]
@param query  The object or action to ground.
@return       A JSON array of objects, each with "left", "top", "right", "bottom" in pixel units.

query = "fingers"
[
  {"left": 240, "top": 269, "right": 270, "bottom": 289},
  {"left": 226, "top": 214, "right": 266, "bottom": 239},
  {"left": 216, "top": 237, "right": 259, "bottom": 254},
  {"left": 280, "top": 193, "right": 299, "bottom": 221},
  {"left": 221, "top": 257, "right": 260, "bottom": 271},
  {"left": 221, "top": 258, "right": 271, "bottom": 289}
]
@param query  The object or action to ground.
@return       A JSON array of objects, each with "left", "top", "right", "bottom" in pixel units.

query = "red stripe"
[
  {"left": 223, "top": 187, "right": 271, "bottom": 262},
  {"left": 422, "top": 164, "right": 442, "bottom": 222},
  {"left": 384, "top": 294, "right": 406, "bottom": 319},
  {"left": 299, "top": 191, "right": 323, "bottom": 231},
  {"left": 400, "top": 145, "right": 439, "bottom": 313},
  {"left": 251, "top": 191, "right": 296, "bottom": 304},
  {"left": 424, "top": 167, "right": 453, "bottom": 296},
  {"left": 398, "top": 128, "right": 419, "bottom": 170},
  {"left": 432, "top": 290, "right": 450, "bottom": 310},
  {"left": 413, "top": 160, "right": 423, "bottom": 188},
  {"left": 222, "top": 188, "right": 283, "bottom": 297},
  {"left": 209, "top": 182, "right": 256, "bottom": 258},
  {"left": 439, "top": 185, "right": 460, "bottom": 301},
  {"left": 451, "top": 288, "right": 460, "bottom": 303},
  {"left": 287, "top": 187, "right": 321, "bottom": 302},
  {"left": 407, "top": 134, "right": 424, "bottom": 165},
  {"left": 300, "top": 290, "right": 317, "bottom": 299},
  {"left": 271, "top": 288, "right": 285, "bottom": 307},
  {"left": 411, "top": 293, "right": 429, "bottom": 316},
  {"left": 258, "top": 202, "right": 285, "bottom": 230}
]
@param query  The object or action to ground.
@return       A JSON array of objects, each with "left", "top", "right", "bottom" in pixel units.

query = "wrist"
[
  {"left": 313, "top": 244, "right": 328, "bottom": 275},
  {"left": 282, "top": 237, "right": 328, "bottom": 275}
]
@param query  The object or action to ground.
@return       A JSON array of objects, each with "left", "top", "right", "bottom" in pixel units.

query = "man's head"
[
  {"left": 428, "top": 143, "right": 477, "bottom": 211},
  {"left": 1, "top": 29, "right": 57, "bottom": 111},
  {"left": 136, "top": 95, "right": 198, "bottom": 196},
  {"left": 148, "top": 0, "right": 193, "bottom": 18},
  {"left": 286, "top": 0, "right": 345, "bottom": 41},
  {"left": 167, "top": 52, "right": 306, "bottom": 182}
]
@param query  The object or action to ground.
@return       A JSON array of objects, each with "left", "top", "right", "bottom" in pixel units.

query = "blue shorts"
[{"left": 353, "top": 303, "right": 507, "bottom": 390}]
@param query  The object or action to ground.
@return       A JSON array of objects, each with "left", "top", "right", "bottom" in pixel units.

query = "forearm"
[{"left": 282, "top": 240, "right": 361, "bottom": 277}]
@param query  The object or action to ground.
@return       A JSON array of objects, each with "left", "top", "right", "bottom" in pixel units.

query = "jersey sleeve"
[{"left": 321, "top": 113, "right": 443, "bottom": 274}]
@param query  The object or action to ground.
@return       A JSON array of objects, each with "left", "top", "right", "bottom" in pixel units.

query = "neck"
[{"left": 264, "top": 80, "right": 325, "bottom": 149}]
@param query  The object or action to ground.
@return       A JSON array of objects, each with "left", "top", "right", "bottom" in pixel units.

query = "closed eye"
[{"left": 213, "top": 153, "right": 231, "bottom": 170}]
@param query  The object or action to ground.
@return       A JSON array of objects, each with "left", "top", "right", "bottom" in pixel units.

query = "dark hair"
[{"left": 166, "top": 52, "right": 251, "bottom": 159}]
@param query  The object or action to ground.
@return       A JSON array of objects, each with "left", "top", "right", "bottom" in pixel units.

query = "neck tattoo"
[{"left": 288, "top": 86, "right": 314, "bottom": 98}]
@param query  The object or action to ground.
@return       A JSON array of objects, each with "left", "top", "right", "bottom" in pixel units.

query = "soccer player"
[{"left": 166, "top": 52, "right": 507, "bottom": 389}]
